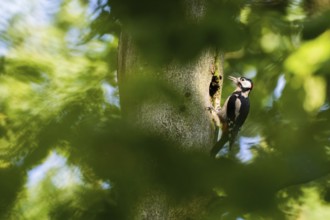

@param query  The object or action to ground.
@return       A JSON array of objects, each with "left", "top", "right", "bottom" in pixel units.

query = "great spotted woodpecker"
[{"left": 210, "top": 76, "right": 253, "bottom": 158}]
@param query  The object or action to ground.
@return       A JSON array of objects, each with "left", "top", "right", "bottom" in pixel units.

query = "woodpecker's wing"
[
  {"left": 235, "top": 95, "right": 250, "bottom": 129},
  {"left": 226, "top": 93, "right": 250, "bottom": 146},
  {"left": 226, "top": 94, "right": 238, "bottom": 124}
]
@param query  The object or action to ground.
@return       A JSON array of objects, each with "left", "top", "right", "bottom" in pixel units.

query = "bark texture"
[
  {"left": 118, "top": 32, "right": 218, "bottom": 152},
  {"left": 117, "top": 1, "right": 223, "bottom": 219}
]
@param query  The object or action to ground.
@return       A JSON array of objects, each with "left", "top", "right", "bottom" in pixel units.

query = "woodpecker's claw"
[{"left": 206, "top": 106, "right": 216, "bottom": 113}]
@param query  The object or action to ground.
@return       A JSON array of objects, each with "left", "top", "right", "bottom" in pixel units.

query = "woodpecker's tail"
[
  {"left": 210, "top": 132, "right": 229, "bottom": 158},
  {"left": 227, "top": 125, "right": 240, "bottom": 151}
]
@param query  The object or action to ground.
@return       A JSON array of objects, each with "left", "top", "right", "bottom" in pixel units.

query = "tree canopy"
[{"left": 0, "top": 0, "right": 330, "bottom": 219}]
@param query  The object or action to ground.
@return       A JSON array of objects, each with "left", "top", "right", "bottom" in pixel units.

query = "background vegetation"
[{"left": 0, "top": 0, "right": 330, "bottom": 219}]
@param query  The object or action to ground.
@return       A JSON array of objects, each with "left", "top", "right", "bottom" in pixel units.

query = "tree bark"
[
  {"left": 118, "top": 32, "right": 219, "bottom": 152},
  {"left": 117, "top": 2, "right": 223, "bottom": 219}
]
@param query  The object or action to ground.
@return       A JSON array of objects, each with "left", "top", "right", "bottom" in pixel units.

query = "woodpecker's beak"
[{"left": 228, "top": 75, "right": 238, "bottom": 85}]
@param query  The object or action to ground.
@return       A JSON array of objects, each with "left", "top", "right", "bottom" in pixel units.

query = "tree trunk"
[
  {"left": 117, "top": 3, "right": 224, "bottom": 219},
  {"left": 118, "top": 33, "right": 220, "bottom": 152}
]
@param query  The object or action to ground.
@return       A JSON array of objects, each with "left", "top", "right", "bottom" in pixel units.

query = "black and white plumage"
[{"left": 210, "top": 76, "right": 253, "bottom": 158}]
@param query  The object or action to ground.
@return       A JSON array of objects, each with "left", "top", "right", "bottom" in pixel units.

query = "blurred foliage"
[{"left": 0, "top": 0, "right": 329, "bottom": 219}]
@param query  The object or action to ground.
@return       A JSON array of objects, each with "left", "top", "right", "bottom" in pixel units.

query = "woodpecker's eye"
[{"left": 241, "top": 77, "right": 245, "bottom": 81}]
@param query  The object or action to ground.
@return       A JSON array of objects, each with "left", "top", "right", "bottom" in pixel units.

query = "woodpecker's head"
[{"left": 228, "top": 76, "right": 253, "bottom": 92}]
